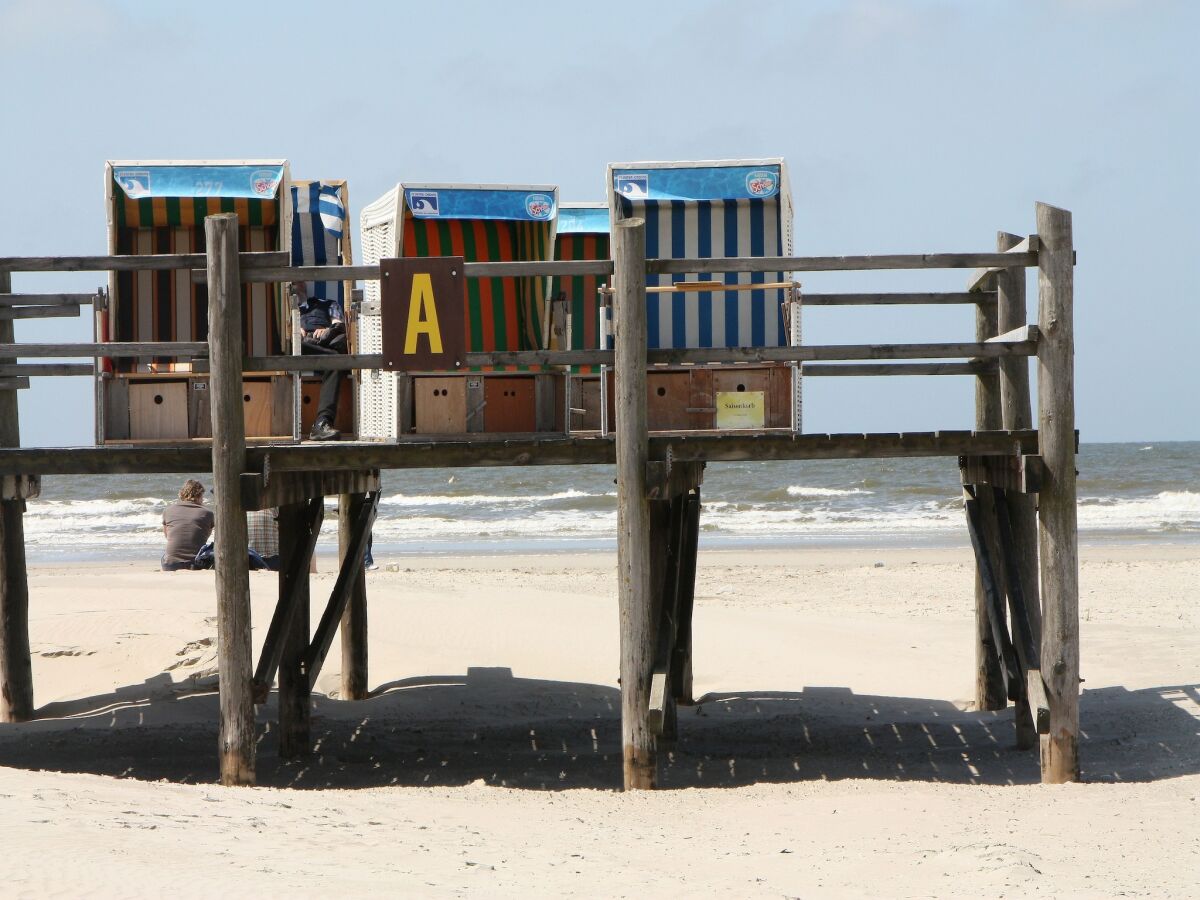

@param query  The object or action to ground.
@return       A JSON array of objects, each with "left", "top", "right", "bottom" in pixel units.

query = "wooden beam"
[
  {"left": 240, "top": 468, "right": 380, "bottom": 511},
  {"left": 802, "top": 362, "right": 994, "bottom": 377},
  {"left": 0, "top": 378, "right": 30, "bottom": 391},
  {"left": 803, "top": 291, "right": 996, "bottom": 306},
  {"left": 0, "top": 293, "right": 97, "bottom": 307},
  {"left": 0, "top": 429, "right": 1046, "bottom": 476},
  {"left": 339, "top": 492, "right": 369, "bottom": 701},
  {"left": 0, "top": 364, "right": 92, "bottom": 377},
  {"left": 613, "top": 217, "right": 657, "bottom": 791},
  {"left": 645, "top": 459, "right": 705, "bottom": 501},
  {"left": 0, "top": 251, "right": 287, "bottom": 273},
  {"left": 1035, "top": 202, "right": 1080, "bottom": 784},
  {"left": 304, "top": 491, "right": 379, "bottom": 691},
  {"left": 199, "top": 258, "right": 617, "bottom": 285},
  {"left": 0, "top": 270, "right": 34, "bottom": 723},
  {"left": 207, "top": 214, "right": 256, "bottom": 787},
  {"left": 671, "top": 494, "right": 701, "bottom": 706},
  {"left": 0, "top": 342, "right": 207, "bottom": 359},
  {"left": 252, "top": 498, "right": 323, "bottom": 701},
  {"left": 650, "top": 251, "right": 1039, "bottom": 276},
  {"left": 0, "top": 305, "right": 81, "bottom": 321},
  {"left": 191, "top": 354, "right": 382, "bottom": 374},
  {"left": 987, "top": 324, "right": 1039, "bottom": 344},
  {"left": 960, "top": 454, "right": 1043, "bottom": 494}
]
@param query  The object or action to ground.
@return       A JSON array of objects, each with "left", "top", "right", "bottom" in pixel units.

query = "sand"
[{"left": 0, "top": 544, "right": 1197, "bottom": 898}]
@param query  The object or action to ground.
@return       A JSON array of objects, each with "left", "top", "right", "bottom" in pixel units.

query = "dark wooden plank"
[
  {"left": 803, "top": 362, "right": 994, "bottom": 377},
  {"left": 0, "top": 293, "right": 96, "bottom": 307},
  {"left": 207, "top": 214, "right": 255, "bottom": 786},
  {"left": 0, "top": 305, "right": 81, "bottom": 321},
  {"left": 0, "top": 251, "right": 287, "bottom": 273},
  {"left": 304, "top": 491, "right": 379, "bottom": 691},
  {"left": 339, "top": 492, "right": 369, "bottom": 701},
  {"left": 0, "top": 377, "right": 30, "bottom": 390},
  {"left": 252, "top": 498, "right": 323, "bottom": 696},
  {"left": 240, "top": 468, "right": 380, "bottom": 511},
  {"left": 963, "top": 487, "right": 1018, "bottom": 701},
  {"left": 0, "top": 342, "right": 207, "bottom": 359},
  {"left": 0, "top": 364, "right": 93, "bottom": 377}
]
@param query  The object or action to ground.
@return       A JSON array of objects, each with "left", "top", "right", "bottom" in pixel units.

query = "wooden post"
[
  {"left": 1035, "top": 202, "right": 1079, "bottom": 783},
  {"left": 339, "top": 492, "right": 368, "bottom": 700},
  {"left": 997, "top": 231, "right": 1042, "bottom": 749},
  {"left": 671, "top": 491, "right": 701, "bottom": 706},
  {"left": 0, "top": 270, "right": 34, "bottom": 723},
  {"left": 206, "top": 214, "right": 255, "bottom": 786},
  {"left": 613, "top": 217, "right": 655, "bottom": 790},
  {"left": 973, "top": 271, "right": 1006, "bottom": 712},
  {"left": 277, "top": 502, "right": 311, "bottom": 756}
]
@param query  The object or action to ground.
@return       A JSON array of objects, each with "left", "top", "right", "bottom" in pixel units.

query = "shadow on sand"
[{"left": 1, "top": 667, "right": 1197, "bottom": 790}]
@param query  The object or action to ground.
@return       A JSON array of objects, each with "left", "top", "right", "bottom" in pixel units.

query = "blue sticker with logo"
[
  {"left": 403, "top": 187, "right": 557, "bottom": 221},
  {"left": 111, "top": 164, "right": 285, "bottom": 199},
  {"left": 557, "top": 206, "right": 609, "bottom": 234},
  {"left": 611, "top": 164, "right": 782, "bottom": 203}
]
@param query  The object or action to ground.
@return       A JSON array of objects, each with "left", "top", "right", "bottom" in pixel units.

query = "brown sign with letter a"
[{"left": 380, "top": 257, "right": 466, "bottom": 371}]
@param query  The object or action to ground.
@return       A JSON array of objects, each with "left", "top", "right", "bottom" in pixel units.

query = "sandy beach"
[{"left": 0, "top": 543, "right": 1197, "bottom": 898}]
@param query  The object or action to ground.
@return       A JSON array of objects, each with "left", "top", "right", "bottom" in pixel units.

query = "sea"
[{"left": 19, "top": 442, "right": 1200, "bottom": 563}]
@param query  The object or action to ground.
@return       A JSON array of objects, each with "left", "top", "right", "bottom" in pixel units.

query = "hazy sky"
[{"left": 1, "top": 0, "right": 1195, "bottom": 445}]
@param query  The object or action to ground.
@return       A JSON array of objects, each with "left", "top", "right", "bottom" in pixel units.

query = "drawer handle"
[{"left": 685, "top": 407, "right": 716, "bottom": 413}]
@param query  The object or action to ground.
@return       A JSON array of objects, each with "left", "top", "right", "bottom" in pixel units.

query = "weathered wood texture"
[
  {"left": 0, "top": 377, "right": 29, "bottom": 390},
  {"left": 0, "top": 269, "right": 33, "bottom": 723},
  {"left": 650, "top": 252, "right": 1039, "bottom": 275},
  {"left": 0, "top": 364, "right": 92, "bottom": 377},
  {"left": 339, "top": 492, "right": 369, "bottom": 701},
  {"left": 613, "top": 218, "right": 656, "bottom": 790},
  {"left": 206, "top": 215, "right": 255, "bottom": 786},
  {"left": 240, "top": 469, "right": 380, "bottom": 511},
  {"left": 0, "top": 305, "right": 81, "bottom": 321},
  {"left": 0, "top": 293, "right": 96, "bottom": 306},
  {"left": 0, "top": 342, "right": 207, "bottom": 358},
  {"left": 0, "top": 251, "right": 287, "bottom": 273},
  {"left": 802, "top": 362, "right": 993, "bottom": 377},
  {"left": 277, "top": 501, "right": 319, "bottom": 757},
  {"left": 0, "top": 475, "right": 39, "bottom": 501},
  {"left": 996, "top": 231, "right": 1043, "bottom": 750},
  {"left": 0, "top": 430, "right": 1045, "bottom": 476},
  {"left": 802, "top": 291, "right": 995, "bottom": 306},
  {"left": 1035, "top": 203, "right": 1079, "bottom": 783},
  {"left": 972, "top": 256, "right": 1007, "bottom": 712}
]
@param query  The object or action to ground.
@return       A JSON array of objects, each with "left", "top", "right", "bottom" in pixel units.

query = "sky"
[{"left": 0, "top": 0, "right": 1196, "bottom": 445}]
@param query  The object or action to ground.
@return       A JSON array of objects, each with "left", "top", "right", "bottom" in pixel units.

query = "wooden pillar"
[
  {"left": 613, "top": 217, "right": 655, "bottom": 790},
  {"left": 1035, "top": 202, "right": 1079, "bottom": 783},
  {"left": 997, "top": 231, "right": 1042, "bottom": 750},
  {"left": 339, "top": 492, "right": 368, "bottom": 701},
  {"left": 0, "top": 269, "right": 34, "bottom": 723},
  {"left": 973, "top": 272, "right": 1006, "bottom": 712},
  {"left": 206, "top": 214, "right": 255, "bottom": 786},
  {"left": 671, "top": 491, "right": 701, "bottom": 706},
  {"left": 277, "top": 502, "right": 311, "bottom": 757}
]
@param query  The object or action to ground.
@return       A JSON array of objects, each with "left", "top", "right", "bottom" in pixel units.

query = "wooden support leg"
[
  {"left": 964, "top": 485, "right": 1019, "bottom": 704},
  {"left": 206, "top": 213, "right": 255, "bottom": 786},
  {"left": 0, "top": 499, "right": 33, "bottom": 722},
  {"left": 671, "top": 491, "right": 701, "bottom": 706},
  {"left": 339, "top": 493, "right": 369, "bottom": 701},
  {"left": 967, "top": 483, "right": 1009, "bottom": 711},
  {"left": 1036, "top": 203, "right": 1079, "bottom": 783},
  {"left": 647, "top": 499, "right": 676, "bottom": 744},
  {"left": 0, "top": 269, "right": 33, "bottom": 724},
  {"left": 277, "top": 501, "right": 318, "bottom": 757}
]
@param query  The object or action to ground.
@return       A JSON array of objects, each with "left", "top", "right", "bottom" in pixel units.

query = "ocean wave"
[{"left": 785, "top": 485, "right": 874, "bottom": 498}]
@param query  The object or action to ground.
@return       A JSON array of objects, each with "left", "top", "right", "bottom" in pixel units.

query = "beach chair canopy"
[
  {"left": 290, "top": 179, "right": 351, "bottom": 310},
  {"left": 552, "top": 203, "right": 609, "bottom": 368},
  {"left": 105, "top": 160, "right": 290, "bottom": 369},
  {"left": 360, "top": 183, "right": 558, "bottom": 354},
  {"left": 608, "top": 159, "right": 793, "bottom": 350}
]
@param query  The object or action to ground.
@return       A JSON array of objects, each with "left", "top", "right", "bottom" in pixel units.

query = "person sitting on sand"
[
  {"left": 161, "top": 479, "right": 214, "bottom": 572},
  {"left": 246, "top": 507, "right": 280, "bottom": 571}
]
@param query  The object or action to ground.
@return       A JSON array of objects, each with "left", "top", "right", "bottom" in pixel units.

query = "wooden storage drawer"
[
  {"left": 300, "top": 377, "right": 355, "bottom": 434},
  {"left": 483, "top": 376, "right": 536, "bottom": 433},
  {"left": 414, "top": 376, "right": 467, "bottom": 434},
  {"left": 129, "top": 381, "right": 188, "bottom": 440}
]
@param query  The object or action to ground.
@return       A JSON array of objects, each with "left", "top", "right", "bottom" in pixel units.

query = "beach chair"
[
  {"left": 583, "top": 158, "right": 802, "bottom": 433},
  {"left": 99, "top": 160, "right": 294, "bottom": 442},
  {"left": 289, "top": 179, "right": 356, "bottom": 438},
  {"left": 357, "top": 183, "right": 562, "bottom": 438}
]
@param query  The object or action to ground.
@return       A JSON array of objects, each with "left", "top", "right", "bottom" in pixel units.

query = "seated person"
[
  {"left": 246, "top": 507, "right": 280, "bottom": 572},
  {"left": 290, "top": 280, "right": 347, "bottom": 441},
  {"left": 161, "top": 479, "right": 214, "bottom": 571}
]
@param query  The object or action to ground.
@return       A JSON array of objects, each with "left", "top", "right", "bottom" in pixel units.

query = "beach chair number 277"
[{"left": 379, "top": 257, "right": 466, "bottom": 372}]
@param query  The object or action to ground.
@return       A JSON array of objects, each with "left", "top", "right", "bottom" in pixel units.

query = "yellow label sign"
[{"left": 715, "top": 391, "right": 765, "bottom": 430}]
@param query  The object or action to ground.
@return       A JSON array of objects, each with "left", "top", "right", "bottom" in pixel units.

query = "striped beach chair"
[
  {"left": 105, "top": 161, "right": 290, "bottom": 372},
  {"left": 551, "top": 203, "right": 610, "bottom": 373},
  {"left": 358, "top": 184, "right": 559, "bottom": 439},
  {"left": 608, "top": 159, "right": 793, "bottom": 350}
]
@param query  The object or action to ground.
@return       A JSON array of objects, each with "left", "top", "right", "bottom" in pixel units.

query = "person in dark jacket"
[
  {"left": 290, "top": 280, "right": 346, "bottom": 441},
  {"left": 161, "top": 479, "right": 214, "bottom": 571}
]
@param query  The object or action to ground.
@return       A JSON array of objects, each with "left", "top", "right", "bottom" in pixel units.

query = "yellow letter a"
[{"left": 403, "top": 273, "right": 443, "bottom": 354}]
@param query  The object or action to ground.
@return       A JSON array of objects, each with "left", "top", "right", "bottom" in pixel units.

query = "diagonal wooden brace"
[
  {"left": 304, "top": 490, "right": 379, "bottom": 692},
  {"left": 251, "top": 497, "right": 323, "bottom": 703}
]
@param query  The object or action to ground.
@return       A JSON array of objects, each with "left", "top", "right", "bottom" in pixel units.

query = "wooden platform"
[{"left": 0, "top": 429, "right": 1041, "bottom": 476}]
